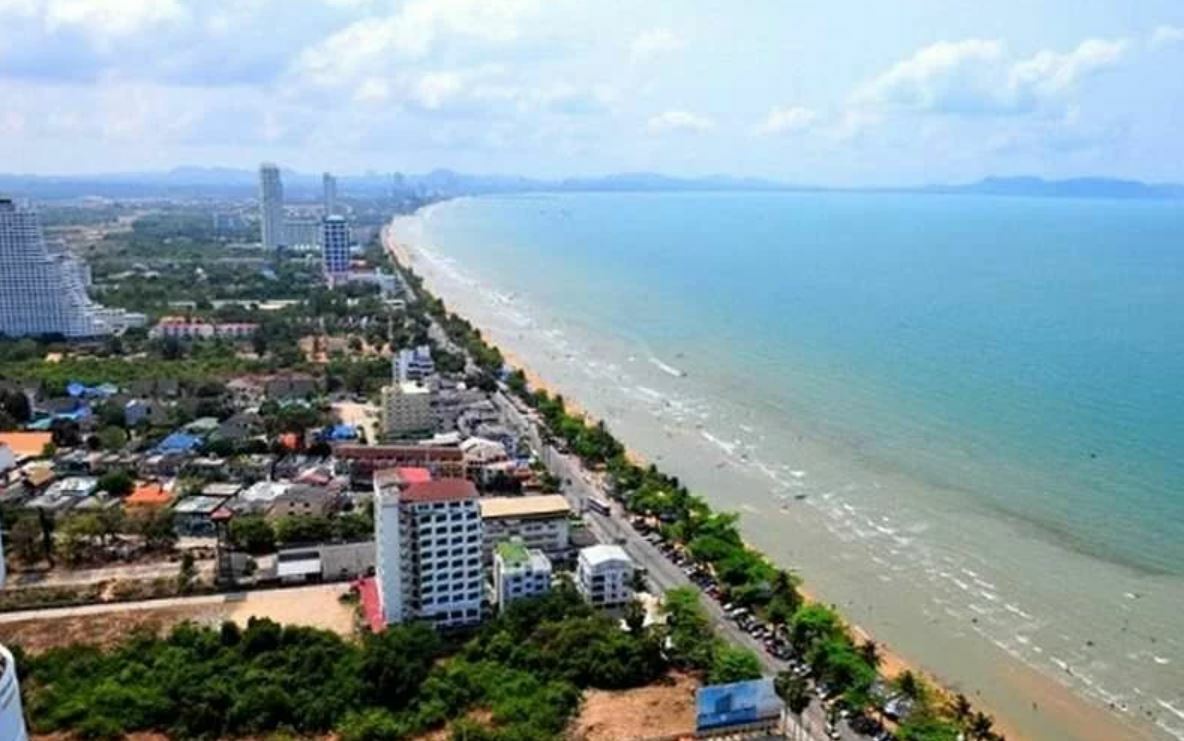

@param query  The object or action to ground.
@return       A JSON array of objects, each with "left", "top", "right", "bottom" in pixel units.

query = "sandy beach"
[{"left": 383, "top": 209, "right": 1170, "bottom": 741}]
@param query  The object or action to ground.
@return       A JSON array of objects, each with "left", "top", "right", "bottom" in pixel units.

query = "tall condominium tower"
[
  {"left": 321, "top": 214, "right": 351, "bottom": 279},
  {"left": 258, "top": 163, "right": 285, "bottom": 249},
  {"left": 374, "top": 475, "right": 485, "bottom": 629},
  {"left": 323, "top": 172, "right": 338, "bottom": 216},
  {"left": 0, "top": 198, "right": 142, "bottom": 338}
]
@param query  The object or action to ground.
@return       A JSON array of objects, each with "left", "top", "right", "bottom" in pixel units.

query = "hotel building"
[
  {"left": 492, "top": 539, "right": 552, "bottom": 610},
  {"left": 321, "top": 214, "right": 351, "bottom": 279},
  {"left": 374, "top": 475, "right": 485, "bottom": 628},
  {"left": 576, "top": 544, "right": 635, "bottom": 608},
  {"left": 381, "top": 381, "right": 434, "bottom": 439},
  {"left": 479, "top": 494, "right": 572, "bottom": 564},
  {"left": 0, "top": 198, "right": 144, "bottom": 338},
  {"left": 258, "top": 163, "right": 285, "bottom": 249}
]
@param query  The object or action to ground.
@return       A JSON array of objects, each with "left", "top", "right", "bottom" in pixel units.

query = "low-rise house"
[
  {"left": 215, "top": 412, "right": 263, "bottom": 441},
  {"left": 273, "top": 541, "right": 375, "bottom": 583},
  {"left": 150, "top": 317, "right": 259, "bottom": 341},
  {"left": 235, "top": 480, "right": 291, "bottom": 514},
  {"left": 0, "top": 445, "right": 15, "bottom": 476},
  {"left": 25, "top": 476, "right": 98, "bottom": 513},
  {"left": 492, "top": 540, "right": 552, "bottom": 610},
  {"left": 267, "top": 485, "right": 336, "bottom": 520},
  {"left": 479, "top": 494, "right": 572, "bottom": 564},
  {"left": 576, "top": 544, "right": 634, "bottom": 609},
  {"left": 265, "top": 375, "right": 320, "bottom": 401},
  {"left": 172, "top": 495, "right": 231, "bottom": 536},
  {"left": 154, "top": 432, "right": 203, "bottom": 455},
  {"left": 124, "top": 481, "right": 174, "bottom": 510},
  {"left": 201, "top": 482, "right": 243, "bottom": 499},
  {"left": 123, "top": 399, "right": 170, "bottom": 428},
  {"left": 0, "top": 432, "right": 52, "bottom": 463}
]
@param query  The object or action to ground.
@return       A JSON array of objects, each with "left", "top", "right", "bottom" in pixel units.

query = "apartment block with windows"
[
  {"left": 576, "top": 543, "right": 634, "bottom": 608},
  {"left": 375, "top": 474, "right": 485, "bottom": 629},
  {"left": 492, "top": 539, "right": 552, "bottom": 610}
]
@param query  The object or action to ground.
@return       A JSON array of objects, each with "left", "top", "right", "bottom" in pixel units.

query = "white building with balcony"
[
  {"left": 374, "top": 474, "right": 484, "bottom": 628},
  {"left": 479, "top": 494, "right": 571, "bottom": 564},
  {"left": 577, "top": 544, "right": 634, "bottom": 608}
]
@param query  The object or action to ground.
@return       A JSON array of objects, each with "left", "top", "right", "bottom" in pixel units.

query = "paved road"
[{"left": 0, "top": 582, "right": 347, "bottom": 624}]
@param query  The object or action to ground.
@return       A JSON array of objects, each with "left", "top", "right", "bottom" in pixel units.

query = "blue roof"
[
  {"left": 696, "top": 678, "right": 782, "bottom": 731},
  {"left": 155, "top": 432, "right": 202, "bottom": 453},
  {"left": 324, "top": 424, "right": 357, "bottom": 441}
]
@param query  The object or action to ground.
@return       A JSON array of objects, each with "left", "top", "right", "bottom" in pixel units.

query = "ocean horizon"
[{"left": 393, "top": 190, "right": 1184, "bottom": 740}]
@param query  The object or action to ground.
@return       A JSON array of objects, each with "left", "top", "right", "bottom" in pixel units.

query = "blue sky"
[{"left": 1, "top": 0, "right": 1181, "bottom": 184}]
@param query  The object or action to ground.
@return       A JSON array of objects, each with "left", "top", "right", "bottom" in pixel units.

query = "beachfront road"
[{"left": 547, "top": 447, "right": 852, "bottom": 741}]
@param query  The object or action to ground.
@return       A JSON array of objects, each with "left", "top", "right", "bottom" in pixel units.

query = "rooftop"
[
  {"left": 580, "top": 543, "right": 632, "bottom": 568},
  {"left": 125, "top": 481, "right": 172, "bottom": 507},
  {"left": 402, "top": 478, "right": 478, "bottom": 504},
  {"left": 496, "top": 539, "right": 530, "bottom": 566},
  {"left": 0, "top": 431, "right": 52, "bottom": 459},
  {"left": 480, "top": 494, "right": 571, "bottom": 520}
]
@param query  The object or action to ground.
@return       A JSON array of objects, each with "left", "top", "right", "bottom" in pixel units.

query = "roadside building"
[
  {"left": 492, "top": 539, "right": 552, "bottom": 610},
  {"left": 394, "top": 345, "right": 435, "bottom": 382},
  {"left": 235, "top": 480, "right": 290, "bottom": 514},
  {"left": 274, "top": 541, "right": 374, "bottom": 583},
  {"left": 479, "top": 494, "right": 572, "bottom": 564},
  {"left": 334, "top": 444, "right": 465, "bottom": 485},
  {"left": 576, "top": 544, "right": 635, "bottom": 608},
  {"left": 695, "top": 677, "right": 783, "bottom": 736},
  {"left": 381, "top": 381, "right": 434, "bottom": 439},
  {"left": 374, "top": 475, "right": 484, "bottom": 629}
]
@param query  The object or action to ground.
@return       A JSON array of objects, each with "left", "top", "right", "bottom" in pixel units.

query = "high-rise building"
[
  {"left": 0, "top": 644, "right": 28, "bottom": 741},
  {"left": 394, "top": 344, "right": 435, "bottom": 382},
  {"left": 0, "top": 198, "right": 144, "bottom": 338},
  {"left": 374, "top": 475, "right": 485, "bottom": 628},
  {"left": 381, "top": 381, "right": 434, "bottom": 439},
  {"left": 258, "top": 163, "right": 285, "bottom": 249},
  {"left": 323, "top": 172, "right": 338, "bottom": 216},
  {"left": 321, "top": 214, "right": 351, "bottom": 278}
]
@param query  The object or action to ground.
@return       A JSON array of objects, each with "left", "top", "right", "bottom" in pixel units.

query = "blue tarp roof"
[
  {"left": 155, "top": 432, "right": 202, "bottom": 453},
  {"left": 323, "top": 424, "right": 357, "bottom": 441},
  {"left": 696, "top": 678, "right": 782, "bottom": 731}
]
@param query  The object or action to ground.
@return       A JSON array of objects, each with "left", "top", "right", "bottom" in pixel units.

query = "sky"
[{"left": 0, "top": 0, "right": 1182, "bottom": 185}]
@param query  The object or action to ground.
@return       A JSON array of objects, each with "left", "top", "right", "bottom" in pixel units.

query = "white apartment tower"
[
  {"left": 321, "top": 214, "right": 351, "bottom": 279},
  {"left": 0, "top": 198, "right": 142, "bottom": 338},
  {"left": 374, "top": 475, "right": 485, "bottom": 628},
  {"left": 0, "top": 644, "right": 28, "bottom": 741},
  {"left": 258, "top": 163, "right": 285, "bottom": 249},
  {"left": 323, "top": 172, "right": 338, "bottom": 216}
]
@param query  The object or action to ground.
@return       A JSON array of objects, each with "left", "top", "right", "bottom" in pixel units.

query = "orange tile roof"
[
  {"left": 0, "top": 432, "right": 53, "bottom": 459},
  {"left": 125, "top": 481, "right": 172, "bottom": 507}
]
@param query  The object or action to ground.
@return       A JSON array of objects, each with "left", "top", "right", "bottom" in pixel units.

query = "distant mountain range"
[{"left": 0, "top": 167, "right": 1180, "bottom": 201}]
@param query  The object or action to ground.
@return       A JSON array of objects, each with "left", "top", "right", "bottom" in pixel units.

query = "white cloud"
[
  {"left": 854, "top": 37, "right": 1127, "bottom": 115},
  {"left": 292, "top": 0, "right": 539, "bottom": 88},
  {"left": 647, "top": 109, "right": 714, "bottom": 134},
  {"left": 2, "top": 0, "right": 187, "bottom": 37},
  {"left": 413, "top": 71, "right": 465, "bottom": 110},
  {"left": 755, "top": 106, "right": 817, "bottom": 135},
  {"left": 1150, "top": 24, "right": 1184, "bottom": 48},
  {"left": 630, "top": 28, "right": 684, "bottom": 63}
]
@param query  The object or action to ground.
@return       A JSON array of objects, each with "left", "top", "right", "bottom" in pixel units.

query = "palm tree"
[
  {"left": 970, "top": 710, "right": 996, "bottom": 740},
  {"left": 858, "top": 639, "right": 881, "bottom": 669},
  {"left": 775, "top": 671, "right": 812, "bottom": 741},
  {"left": 950, "top": 692, "right": 973, "bottom": 727}
]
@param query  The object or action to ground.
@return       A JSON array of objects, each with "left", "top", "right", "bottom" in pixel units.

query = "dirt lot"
[
  {"left": 0, "top": 584, "right": 357, "bottom": 654},
  {"left": 569, "top": 672, "right": 698, "bottom": 740}
]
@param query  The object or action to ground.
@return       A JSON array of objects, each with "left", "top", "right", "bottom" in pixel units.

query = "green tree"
[
  {"left": 708, "top": 644, "right": 763, "bottom": 684},
  {"left": 97, "top": 469, "right": 134, "bottom": 498},
  {"left": 230, "top": 516, "right": 276, "bottom": 555},
  {"left": 177, "top": 552, "right": 197, "bottom": 594}
]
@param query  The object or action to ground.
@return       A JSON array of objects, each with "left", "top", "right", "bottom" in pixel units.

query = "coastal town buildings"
[
  {"left": 374, "top": 474, "right": 484, "bottom": 628},
  {"left": 576, "top": 543, "right": 635, "bottom": 608},
  {"left": 0, "top": 644, "right": 28, "bottom": 741},
  {"left": 394, "top": 345, "right": 435, "bottom": 382},
  {"left": 321, "top": 214, "right": 351, "bottom": 280},
  {"left": 492, "top": 539, "right": 552, "bottom": 610},
  {"left": 381, "top": 381, "right": 434, "bottom": 439},
  {"left": 149, "top": 317, "right": 258, "bottom": 341},
  {"left": 258, "top": 163, "right": 284, "bottom": 249},
  {"left": 479, "top": 494, "right": 572, "bottom": 563},
  {"left": 0, "top": 198, "right": 145, "bottom": 338},
  {"left": 283, "top": 218, "right": 320, "bottom": 250}
]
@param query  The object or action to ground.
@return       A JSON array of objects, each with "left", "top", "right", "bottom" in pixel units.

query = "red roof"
[
  {"left": 356, "top": 577, "right": 384, "bottom": 633},
  {"left": 396, "top": 467, "right": 431, "bottom": 484},
  {"left": 335, "top": 444, "right": 463, "bottom": 461},
  {"left": 402, "top": 478, "right": 478, "bottom": 504}
]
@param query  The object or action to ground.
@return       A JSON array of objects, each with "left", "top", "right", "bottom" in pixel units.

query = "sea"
[{"left": 392, "top": 191, "right": 1184, "bottom": 740}]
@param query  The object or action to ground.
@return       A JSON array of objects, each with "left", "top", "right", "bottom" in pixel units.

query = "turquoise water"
[
  {"left": 421, "top": 191, "right": 1184, "bottom": 575},
  {"left": 404, "top": 191, "right": 1184, "bottom": 737}
]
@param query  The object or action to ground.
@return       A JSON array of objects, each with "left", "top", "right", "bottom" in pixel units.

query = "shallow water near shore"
[{"left": 391, "top": 191, "right": 1184, "bottom": 739}]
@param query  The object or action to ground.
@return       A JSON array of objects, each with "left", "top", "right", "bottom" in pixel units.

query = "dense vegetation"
[{"left": 19, "top": 588, "right": 672, "bottom": 740}]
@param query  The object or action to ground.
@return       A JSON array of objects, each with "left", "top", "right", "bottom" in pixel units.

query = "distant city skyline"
[{"left": 0, "top": 1, "right": 1181, "bottom": 185}]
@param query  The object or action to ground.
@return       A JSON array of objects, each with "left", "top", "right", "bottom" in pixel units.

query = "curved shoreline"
[{"left": 384, "top": 207, "right": 1162, "bottom": 741}]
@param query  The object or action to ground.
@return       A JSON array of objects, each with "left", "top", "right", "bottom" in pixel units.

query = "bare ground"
[{"left": 568, "top": 672, "right": 698, "bottom": 741}]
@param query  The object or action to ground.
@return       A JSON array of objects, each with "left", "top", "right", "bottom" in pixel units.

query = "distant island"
[{"left": 0, "top": 167, "right": 1180, "bottom": 201}]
